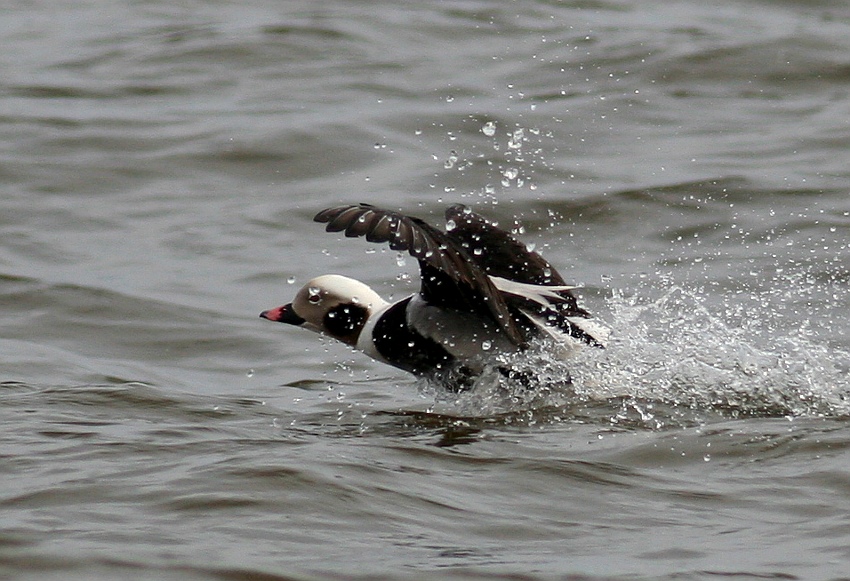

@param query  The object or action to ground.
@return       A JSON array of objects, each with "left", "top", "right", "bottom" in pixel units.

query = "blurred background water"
[{"left": 2, "top": 1, "right": 850, "bottom": 580}]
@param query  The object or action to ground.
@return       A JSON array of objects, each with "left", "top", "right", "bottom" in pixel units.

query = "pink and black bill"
[{"left": 259, "top": 304, "right": 305, "bottom": 325}]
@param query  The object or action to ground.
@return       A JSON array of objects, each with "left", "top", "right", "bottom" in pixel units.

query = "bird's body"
[{"left": 261, "top": 203, "right": 606, "bottom": 390}]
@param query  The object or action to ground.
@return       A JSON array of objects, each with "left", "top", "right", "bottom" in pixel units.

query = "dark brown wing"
[
  {"left": 445, "top": 204, "right": 587, "bottom": 316},
  {"left": 314, "top": 203, "right": 527, "bottom": 347},
  {"left": 444, "top": 204, "right": 564, "bottom": 284}
]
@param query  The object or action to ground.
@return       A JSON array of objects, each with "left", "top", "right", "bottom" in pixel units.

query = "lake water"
[{"left": 2, "top": 1, "right": 850, "bottom": 580}]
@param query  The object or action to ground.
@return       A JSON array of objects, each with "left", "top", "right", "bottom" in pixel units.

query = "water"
[{"left": 2, "top": 0, "right": 850, "bottom": 579}]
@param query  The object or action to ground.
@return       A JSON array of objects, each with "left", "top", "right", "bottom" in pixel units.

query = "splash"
[
  {"left": 423, "top": 345, "right": 579, "bottom": 418},
  {"left": 432, "top": 276, "right": 850, "bottom": 425},
  {"left": 583, "top": 284, "right": 849, "bottom": 417}
]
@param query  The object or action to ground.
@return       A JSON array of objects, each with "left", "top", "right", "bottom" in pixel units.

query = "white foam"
[{"left": 430, "top": 276, "right": 850, "bottom": 425}]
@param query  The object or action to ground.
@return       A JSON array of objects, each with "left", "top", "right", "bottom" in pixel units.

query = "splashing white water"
[
  {"left": 438, "top": 277, "right": 850, "bottom": 424},
  {"left": 577, "top": 283, "right": 850, "bottom": 417}
]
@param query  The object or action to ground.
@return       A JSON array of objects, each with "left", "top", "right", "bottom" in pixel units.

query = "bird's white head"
[{"left": 260, "top": 274, "right": 388, "bottom": 346}]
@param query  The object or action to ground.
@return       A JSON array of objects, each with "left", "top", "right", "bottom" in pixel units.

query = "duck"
[{"left": 260, "top": 203, "right": 606, "bottom": 390}]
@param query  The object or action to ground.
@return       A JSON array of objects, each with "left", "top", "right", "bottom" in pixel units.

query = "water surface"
[{"left": 2, "top": 1, "right": 850, "bottom": 580}]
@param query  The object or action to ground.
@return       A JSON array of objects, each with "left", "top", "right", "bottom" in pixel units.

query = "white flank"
[{"left": 405, "top": 294, "right": 516, "bottom": 360}]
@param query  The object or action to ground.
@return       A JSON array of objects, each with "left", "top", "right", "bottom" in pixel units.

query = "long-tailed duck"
[{"left": 260, "top": 203, "right": 606, "bottom": 389}]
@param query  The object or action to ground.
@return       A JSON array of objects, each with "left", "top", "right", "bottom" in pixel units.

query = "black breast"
[{"left": 371, "top": 298, "right": 455, "bottom": 376}]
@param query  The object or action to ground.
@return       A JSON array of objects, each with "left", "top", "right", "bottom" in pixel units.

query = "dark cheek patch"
[{"left": 323, "top": 303, "right": 369, "bottom": 343}]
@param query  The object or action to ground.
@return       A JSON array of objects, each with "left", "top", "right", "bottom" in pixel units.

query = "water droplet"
[
  {"left": 482, "top": 340, "right": 492, "bottom": 351},
  {"left": 473, "top": 248, "right": 483, "bottom": 255},
  {"left": 444, "top": 150, "right": 458, "bottom": 169},
  {"left": 482, "top": 121, "right": 496, "bottom": 136},
  {"left": 508, "top": 128, "right": 525, "bottom": 149},
  {"left": 246, "top": 369, "right": 254, "bottom": 378},
  {"left": 396, "top": 253, "right": 406, "bottom": 267},
  {"left": 287, "top": 276, "right": 296, "bottom": 285},
  {"left": 446, "top": 219, "right": 456, "bottom": 231}
]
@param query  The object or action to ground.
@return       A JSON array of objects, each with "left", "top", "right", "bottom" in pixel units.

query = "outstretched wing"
[
  {"left": 314, "top": 203, "right": 527, "bottom": 347},
  {"left": 444, "top": 204, "right": 564, "bottom": 285},
  {"left": 445, "top": 204, "right": 589, "bottom": 317}
]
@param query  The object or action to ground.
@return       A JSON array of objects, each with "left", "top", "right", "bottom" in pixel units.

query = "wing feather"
[
  {"left": 445, "top": 204, "right": 567, "bottom": 286},
  {"left": 314, "top": 203, "right": 526, "bottom": 346}
]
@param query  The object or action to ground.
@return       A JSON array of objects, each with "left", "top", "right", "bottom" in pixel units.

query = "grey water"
[{"left": 3, "top": 1, "right": 850, "bottom": 580}]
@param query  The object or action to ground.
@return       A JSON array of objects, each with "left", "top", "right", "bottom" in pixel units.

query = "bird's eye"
[{"left": 307, "top": 286, "right": 322, "bottom": 304}]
